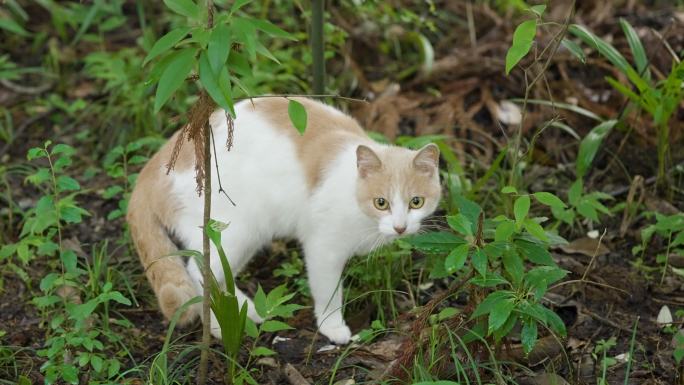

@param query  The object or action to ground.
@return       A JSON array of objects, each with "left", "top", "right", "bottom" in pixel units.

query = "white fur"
[{"left": 166, "top": 101, "right": 431, "bottom": 344}]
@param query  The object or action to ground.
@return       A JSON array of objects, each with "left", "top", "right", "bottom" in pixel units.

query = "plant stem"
[
  {"left": 311, "top": 0, "right": 325, "bottom": 94},
  {"left": 198, "top": 1, "right": 214, "bottom": 383},
  {"left": 198, "top": 119, "right": 213, "bottom": 384}
]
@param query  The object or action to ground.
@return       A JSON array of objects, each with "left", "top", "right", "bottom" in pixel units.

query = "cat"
[{"left": 127, "top": 97, "right": 441, "bottom": 344}]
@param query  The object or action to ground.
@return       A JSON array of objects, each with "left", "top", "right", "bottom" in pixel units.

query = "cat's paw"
[{"left": 319, "top": 323, "right": 352, "bottom": 345}]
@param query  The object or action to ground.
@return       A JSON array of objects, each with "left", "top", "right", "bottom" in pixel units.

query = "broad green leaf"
[
  {"left": 454, "top": 194, "right": 482, "bottom": 233},
  {"left": 444, "top": 244, "right": 470, "bottom": 273},
  {"left": 208, "top": 24, "right": 231, "bottom": 74},
  {"left": 502, "top": 251, "right": 524, "bottom": 286},
  {"left": 529, "top": 4, "right": 546, "bottom": 16},
  {"left": 577, "top": 200, "right": 598, "bottom": 222},
  {"left": 472, "top": 247, "right": 488, "bottom": 276},
  {"left": 163, "top": 0, "right": 200, "bottom": 19},
  {"left": 261, "top": 320, "right": 293, "bottom": 332},
  {"left": 57, "top": 176, "right": 80, "bottom": 192},
  {"left": 251, "top": 346, "right": 276, "bottom": 356},
  {"left": 523, "top": 218, "right": 549, "bottom": 242},
  {"left": 505, "top": 19, "right": 537, "bottom": 75},
  {"left": 516, "top": 240, "right": 555, "bottom": 266},
  {"left": 287, "top": 99, "right": 308, "bottom": 135},
  {"left": 91, "top": 355, "right": 103, "bottom": 372},
  {"left": 472, "top": 290, "right": 515, "bottom": 318},
  {"left": 488, "top": 298, "right": 515, "bottom": 334},
  {"left": 233, "top": 17, "right": 257, "bottom": 60},
  {"left": 561, "top": 38, "right": 585, "bottom": 64},
  {"left": 199, "top": 51, "right": 234, "bottom": 113},
  {"left": 541, "top": 306, "right": 567, "bottom": 336},
  {"left": 447, "top": 214, "right": 473, "bottom": 236},
  {"left": 495, "top": 220, "right": 516, "bottom": 242},
  {"left": 143, "top": 27, "right": 191, "bottom": 65},
  {"left": 533, "top": 192, "right": 566, "bottom": 209},
  {"left": 404, "top": 231, "right": 465, "bottom": 253},
  {"left": 568, "top": 179, "right": 583, "bottom": 206},
  {"left": 576, "top": 119, "right": 617, "bottom": 178},
  {"left": 501, "top": 186, "right": 518, "bottom": 194},
  {"left": 154, "top": 48, "right": 196, "bottom": 112},
  {"left": 514, "top": 195, "right": 530, "bottom": 225},
  {"left": 521, "top": 320, "right": 538, "bottom": 354}
]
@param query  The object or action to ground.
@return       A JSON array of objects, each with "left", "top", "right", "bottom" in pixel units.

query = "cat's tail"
[{"left": 126, "top": 143, "right": 200, "bottom": 326}]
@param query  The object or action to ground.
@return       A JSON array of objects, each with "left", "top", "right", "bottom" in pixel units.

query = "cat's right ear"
[{"left": 356, "top": 145, "right": 382, "bottom": 178}]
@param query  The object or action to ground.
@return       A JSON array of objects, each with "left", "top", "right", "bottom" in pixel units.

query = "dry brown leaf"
[{"left": 559, "top": 237, "right": 610, "bottom": 257}]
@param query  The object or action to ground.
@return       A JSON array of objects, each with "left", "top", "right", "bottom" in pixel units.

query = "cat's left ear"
[{"left": 413, "top": 143, "right": 440, "bottom": 175}]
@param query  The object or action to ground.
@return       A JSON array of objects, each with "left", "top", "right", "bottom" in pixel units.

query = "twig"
[
  {"left": 236, "top": 94, "right": 367, "bottom": 104},
  {"left": 209, "top": 124, "right": 236, "bottom": 206},
  {"left": 580, "top": 229, "right": 607, "bottom": 282},
  {"left": 0, "top": 78, "right": 53, "bottom": 95},
  {"left": 581, "top": 309, "right": 633, "bottom": 333},
  {"left": 198, "top": 2, "right": 214, "bottom": 384}
]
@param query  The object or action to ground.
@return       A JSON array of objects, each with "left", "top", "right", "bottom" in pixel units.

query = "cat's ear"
[
  {"left": 356, "top": 145, "right": 382, "bottom": 178},
  {"left": 413, "top": 143, "right": 440, "bottom": 175}
]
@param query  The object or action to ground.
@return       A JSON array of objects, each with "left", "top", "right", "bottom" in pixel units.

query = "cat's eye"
[
  {"left": 409, "top": 196, "right": 425, "bottom": 209},
  {"left": 373, "top": 197, "right": 389, "bottom": 210}
]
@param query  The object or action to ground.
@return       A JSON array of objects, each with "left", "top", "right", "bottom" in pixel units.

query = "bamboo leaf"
[
  {"left": 287, "top": 99, "right": 307, "bottom": 135},
  {"left": 505, "top": 19, "right": 537, "bottom": 75},
  {"left": 153, "top": 48, "right": 196, "bottom": 112}
]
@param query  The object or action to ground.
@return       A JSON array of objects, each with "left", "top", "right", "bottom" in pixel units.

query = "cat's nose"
[{"left": 393, "top": 225, "right": 407, "bottom": 234}]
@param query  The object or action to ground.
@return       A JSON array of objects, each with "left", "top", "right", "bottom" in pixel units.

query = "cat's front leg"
[{"left": 304, "top": 242, "right": 351, "bottom": 345}]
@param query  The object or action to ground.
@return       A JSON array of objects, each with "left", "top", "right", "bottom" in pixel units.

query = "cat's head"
[{"left": 356, "top": 143, "right": 441, "bottom": 237}]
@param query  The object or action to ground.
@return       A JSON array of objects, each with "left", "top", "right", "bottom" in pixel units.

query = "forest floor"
[{"left": 1, "top": 1, "right": 684, "bottom": 384}]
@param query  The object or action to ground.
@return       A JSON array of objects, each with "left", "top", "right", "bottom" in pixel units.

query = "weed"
[
  {"left": 569, "top": 20, "right": 684, "bottom": 189},
  {"left": 3, "top": 142, "right": 133, "bottom": 384},
  {"left": 406, "top": 193, "right": 568, "bottom": 356},
  {"left": 634, "top": 212, "right": 684, "bottom": 284}
]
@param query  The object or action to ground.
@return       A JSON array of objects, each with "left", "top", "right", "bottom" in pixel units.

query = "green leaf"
[
  {"left": 502, "top": 251, "right": 524, "bottom": 286},
  {"left": 57, "top": 176, "right": 80, "bottom": 192},
  {"left": 251, "top": 18, "right": 295, "bottom": 40},
  {"left": 288, "top": 99, "right": 308, "bottom": 135},
  {"left": 471, "top": 247, "right": 488, "bottom": 276},
  {"left": 505, "top": 19, "right": 537, "bottom": 75},
  {"left": 199, "top": 51, "right": 234, "bottom": 113},
  {"left": 143, "top": 27, "right": 191, "bottom": 65},
  {"left": 230, "top": 0, "right": 252, "bottom": 13},
  {"left": 472, "top": 290, "right": 514, "bottom": 318},
  {"left": 208, "top": 24, "right": 231, "bottom": 74},
  {"left": 619, "top": 18, "right": 649, "bottom": 80},
  {"left": 533, "top": 192, "right": 566, "bottom": 209},
  {"left": 91, "top": 354, "right": 104, "bottom": 372},
  {"left": 488, "top": 298, "right": 515, "bottom": 334},
  {"left": 576, "top": 119, "right": 618, "bottom": 178},
  {"left": 521, "top": 320, "right": 538, "bottom": 354},
  {"left": 514, "top": 195, "right": 531, "bottom": 225},
  {"left": 251, "top": 346, "right": 276, "bottom": 356},
  {"left": 444, "top": 244, "right": 470, "bottom": 273},
  {"left": 501, "top": 186, "right": 518, "bottom": 194},
  {"left": 447, "top": 214, "right": 473, "bottom": 236},
  {"left": 163, "top": 0, "right": 200, "bottom": 19},
  {"left": 529, "top": 4, "right": 546, "bottom": 16},
  {"left": 541, "top": 306, "right": 567, "bottom": 336},
  {"left": 261, "top": 320, "right": 293, "bottom": 332},
  {"left": 404, "top": 232, "right": 466, "bottom": 253},
  {"left": 561, "top": 38, "right": 585, "bottom": 64},
  {"left": 568, "top": 179, "right": 583, "bottom": 206},
  {"left": 523, "top": 218, "right": 549, "bottom": 242},
  {"left": 454, "top": 194, "right": 481, "bottom": 233},
  {"left": 494, "top": 220, "right": 516, "bottom": 242},
  {"left": 154, "top": 48, "right": 196, "bottom": 112},
  {"left": 233, "top": 17, "right": 257, "bottom": 60},
  {"left": 0, "top": 17, "right": 30, "bottom": 37},
  {"left": 516, "top": 240, "right": 555, "bottom": 266}
]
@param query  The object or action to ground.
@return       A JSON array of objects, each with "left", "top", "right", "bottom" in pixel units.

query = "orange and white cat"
[{"left": 127, "top": 97, "right": 441, "bottom": 344}]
